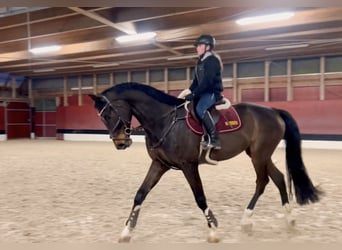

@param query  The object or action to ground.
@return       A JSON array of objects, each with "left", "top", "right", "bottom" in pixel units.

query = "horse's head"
[{"left": 89, "top": 94, "right": 132, "bottom": 150}]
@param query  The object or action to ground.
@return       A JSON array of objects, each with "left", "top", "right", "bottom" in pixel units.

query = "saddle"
[
  {"left": 185, "top": 98, "right": 242, "bottom": 135},
  {"left": 185, "top": 98, "right": 242, "bottom": 166}
]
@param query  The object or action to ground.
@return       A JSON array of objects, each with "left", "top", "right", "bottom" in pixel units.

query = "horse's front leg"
[
  {"left": 118, "top": 160, "right": 169, "bottom": 243},
  {"left": 182, "top": 163, "right": 220, "bottom": 243}
]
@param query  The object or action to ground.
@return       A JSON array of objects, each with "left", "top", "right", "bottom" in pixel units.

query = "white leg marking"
[
  {"left": 284, "top": 203, "right": 296, "bottom": 228},
  {"left": 118, "top": 225, "right": 132, "bottom": 243},
  {"left": 204, "top": 208, "right": 220, "bottom": 243},
  {"left": 118, "top": 205, "right": 141, "bottom": 243},
  {"left": 240, "top": 209, "right": 254, "bottom": 233}
]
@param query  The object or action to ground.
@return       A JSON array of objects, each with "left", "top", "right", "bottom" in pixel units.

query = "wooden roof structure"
[{"left": 1, "top": 7, "right": 342, "bottom": 78}]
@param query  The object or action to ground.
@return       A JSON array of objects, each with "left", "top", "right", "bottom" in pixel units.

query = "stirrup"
[
  {"left": 208, "top": 143, "right": 221, "bottom": 150},
  {"left": 201, "top": 136, "right": 221, "bottom": 150}
]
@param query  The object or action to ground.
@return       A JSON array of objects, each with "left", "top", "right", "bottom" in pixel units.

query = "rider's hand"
[{"left": 184, "top": 93, "right": 194, "bottom": 101}]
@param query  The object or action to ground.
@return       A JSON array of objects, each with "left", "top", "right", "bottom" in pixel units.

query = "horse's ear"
[{"left": 88, "top": 94, "right": 98, "bottom": 102}]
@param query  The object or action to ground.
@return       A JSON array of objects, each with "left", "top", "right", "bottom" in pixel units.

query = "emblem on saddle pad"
[{"left": 185, "top": 100, "right": 242, "bottom": 135}]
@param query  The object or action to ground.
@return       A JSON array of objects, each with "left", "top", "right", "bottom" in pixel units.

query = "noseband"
[{"left": 98, "top": 95, "right": 132, "bottom": 141}]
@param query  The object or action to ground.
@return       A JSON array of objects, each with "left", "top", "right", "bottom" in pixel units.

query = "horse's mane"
[{"left": 102, "top": 82, "right": 185, "bottom": 106}]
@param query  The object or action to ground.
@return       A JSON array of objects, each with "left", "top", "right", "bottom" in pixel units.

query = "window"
[
  {"left": 97, "top": 73, "right": 110, "bottom": 86},
  {"left": 33, "top": 77, "right": 64, "bottom": 90},
  {"left": 82, "top": 75, "right": 93, "bottom": 87},
  {"left": 270, "top": 60, "right": 287, "bottom": 76},
  {"left": 222, "top": 63, "right": 233, "bottom": 78},
  {"left": 131, "top": 70, "right": 146, "bottom": 83},
  {"left": 190, "top": 66, "right": 195, "bottom": 80},
  {"left": 34, "top": 99, "right": 56, "bottom": 111},
  {"left": 292, "top": 57, "right": 320, "bottom": 74},
  {"left": 150, "top": 69, "right": 164, "bottom": 82},
  {"left": 168, "top": 67, "right": 186, "bottom": 81},
  {"left": 326, "top": 55, "right": 342, "bottom": 73},
  {"left": 238, "top": 61, "right": 264, "bottom": 77},
  {"left": 67, "top": 76, "right": 78, "bottom": 89},
  {"left": 114, "top": 72, "right": 128, "bottom": 84}
]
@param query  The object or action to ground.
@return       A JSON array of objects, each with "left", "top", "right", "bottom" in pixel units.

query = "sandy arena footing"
[{"left": 0, "top": 139, "right": 341, "bottom": 243}]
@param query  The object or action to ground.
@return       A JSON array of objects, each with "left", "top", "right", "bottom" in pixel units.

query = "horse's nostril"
[{"left": 117, "top": 143, "right": 127, "bottom": 150}]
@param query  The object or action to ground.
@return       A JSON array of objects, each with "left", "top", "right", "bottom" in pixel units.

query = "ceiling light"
[
  {"left": 29, "top": 45, "right": 61, "bottom": 54},
  {"left": 167, "top": 54, "right": 198, "bottom": 61},
  {"left": 265, "top": 43, "right": 309, "bottom": 51},
  {"left": 115, "top": 32, "right": 156, "bottom": 43},
  {"left": 70, "top": 86, "right": 94, "bottom": 90},
  {"left": 92, "top": 62, "right": 120, "bottom": 68},
  {"left": 236, "top": 12, "right": 294, "bottom": 25}
]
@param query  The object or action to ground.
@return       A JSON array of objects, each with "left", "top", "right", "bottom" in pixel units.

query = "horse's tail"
[{"left": 276, "top": 109, "right": 322, "bottom": 205}]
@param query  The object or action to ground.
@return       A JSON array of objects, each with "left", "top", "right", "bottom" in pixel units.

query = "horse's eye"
[{"left": 104, "top": 114, "right": 111, "bottom": 121}]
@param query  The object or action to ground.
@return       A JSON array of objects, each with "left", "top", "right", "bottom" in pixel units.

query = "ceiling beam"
[
  {"left": 68, "top": 7, "right": 136, "bottom": 35},
  {"left": 68, "top": 7, "right": 181, "bottom": 56}
]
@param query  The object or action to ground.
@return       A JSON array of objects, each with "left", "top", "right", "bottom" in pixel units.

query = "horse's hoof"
[
  {"left": 118, "top": 225, "right": 132, "bottom": 243},
  {"left": 207, "top": 236, "right": 220, "bottom": 243},
  {"left": 283, "top": 203, "right": 296, "bottom": 229},
  {"left": 118, "top": 235, "right": 131, "bottom": 243},
  {"left": 207, "top": 228, "right": 220, "bottom": 243},
  {"left": 286, "top": 217, "right": 296, "bottom": 229},
  {"left": 241, "top": 209, "right": 253, "bottom": 234},
  {"left": 241, "top": 222, "right": 253, "bottom": 234}
]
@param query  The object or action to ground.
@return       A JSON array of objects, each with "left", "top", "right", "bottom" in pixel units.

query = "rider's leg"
[{"left": 196, "top": 93, "right": 221, "bottom": 150}]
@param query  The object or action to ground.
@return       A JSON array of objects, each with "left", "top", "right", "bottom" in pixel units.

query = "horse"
[{"left": 89, "top": 82, "right": 322, "bottom": 243}]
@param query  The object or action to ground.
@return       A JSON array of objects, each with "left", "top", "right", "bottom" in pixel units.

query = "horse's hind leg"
[
  {"left": 241, "top": 158, "right": 269, "bottom": 233},
  {"left": 118, "top": 160, "right": 169, "bottom": 243},
  {"left": 266, "top": 160, "right": 295, "bottom": 228}
]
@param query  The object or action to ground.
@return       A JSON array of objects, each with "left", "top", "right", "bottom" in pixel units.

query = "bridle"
[
  {"left": 98, "top": 94, "right": 186, "bottom": 149},
  {"left": 98, "top": 95, "right": 132, "bottom": 141}
]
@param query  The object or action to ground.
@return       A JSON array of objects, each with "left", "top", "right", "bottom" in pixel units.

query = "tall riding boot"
[{"left": 202, "top": 111, "right": 221, "bottom": 149}]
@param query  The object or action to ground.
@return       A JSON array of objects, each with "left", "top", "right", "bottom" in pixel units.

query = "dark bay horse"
[{"left": 89, "top": 82, "right": 321, "bottom": 243}]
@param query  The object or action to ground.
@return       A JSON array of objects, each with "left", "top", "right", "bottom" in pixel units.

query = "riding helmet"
[{"left": 194, "top": 34, "right": 216, "bottom": 49}]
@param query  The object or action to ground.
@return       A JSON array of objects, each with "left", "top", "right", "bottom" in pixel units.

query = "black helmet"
[{"left": 194, "top": 34, "right": 215, "bottom": 49}]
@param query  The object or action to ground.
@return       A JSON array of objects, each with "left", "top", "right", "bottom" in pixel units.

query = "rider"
[{"left": 184, "top": 34, "right": 224, "bottom": 150}]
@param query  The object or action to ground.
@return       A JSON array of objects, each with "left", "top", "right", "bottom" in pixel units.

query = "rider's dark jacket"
[{"left": 189, "top": 51, "right": 223, "bottom": 101}]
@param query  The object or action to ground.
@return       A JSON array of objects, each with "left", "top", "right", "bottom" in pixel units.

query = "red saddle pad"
[{"left": 186, "top": 106, "right": 242, "bottom": 135}]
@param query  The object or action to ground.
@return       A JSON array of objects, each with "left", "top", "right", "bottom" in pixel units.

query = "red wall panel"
[
  {"left": 270, "top": 87, "right": 287, "bottom": 102},
  {"left": 242, "top": 88, "right": 264, "bottom": 102},
  {"left": 45, "top": 112, "right": 56, "bottom": 124},
  {"left": 56, "top": 94, "right": 342, "bottom": 138},
  {"left": 325, "top": 85, "right": 342, "bottom": 100},
  {"left": 222, "top": 88, "right": 233, "bottom": 100},
  {"left": 257, "top": 99, "right": 342, "bottom": 135},
  {"left": 168, "top": 90, "right": 181, "bottom": 97},
  {"left": 7, "top": 102, "right": 28, "bottom": 109},
  {"left": 35, "top": 125, "right": 56, "bottom": 137},
  {"left": 34, "top": 126, "right": 43, "bottom": 137},
  {"left": 293, "top": 86, "right": 320, "bottom": 101},
  {"left": 6, "top": 102, "right": 30, "bottom": 139},
  {"left": 45, "top": 126, "right": 57, "bottom": 137},
  {"left": 67, "top": 96, "right": 79, "bottom": 106},
  {"left": 57, "top": 95, "right": 106, "bottom": 135},
  {"left": 34, "top": 111, "right": 56, "bottom": 137},
  {"left": 7, "top": 111, "right": 30, "bottom": 123},
  {"left": 57, "top": 105, "right": 105, "bottom": 130},
  {"left": 7, "top": 125, "right": 30, "bottom": 139},
  {"left": 63, "top": 95, "right": 95, "bottom": 106},
  {"left": 34, "top": 112, "right": 43, "bottom": 124},
  {"left": 0, "top": 106, "right": 5, "bottom": 131},
  {"left": 82, "top": 95, "right": 95, "bottom": 105}
]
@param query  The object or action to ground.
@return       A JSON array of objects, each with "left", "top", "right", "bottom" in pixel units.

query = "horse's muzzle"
[{"left": 113, "top": 138, "right": 132, "bottom": 150}]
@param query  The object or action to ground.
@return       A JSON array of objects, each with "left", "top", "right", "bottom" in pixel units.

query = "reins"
[{"left": 149, "top": 102, "right": 186, "bottom": 149}]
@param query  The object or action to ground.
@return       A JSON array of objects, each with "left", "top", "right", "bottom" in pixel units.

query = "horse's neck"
[{"left": 130, "top": 98, "right": 175, "bottom": 130}]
